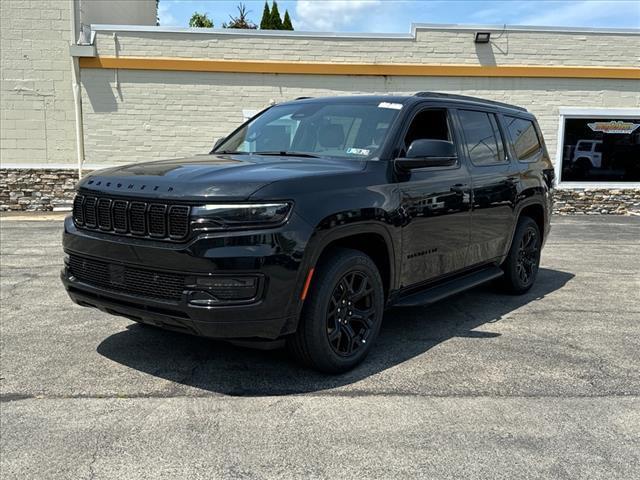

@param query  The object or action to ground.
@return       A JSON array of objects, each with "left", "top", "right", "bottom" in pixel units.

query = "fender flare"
[
  {"left": 292, "top": 220, "right": 399, "bottom": 310},
  {"left": 503, "top": 195, "right": 547, "bottom": 258}
]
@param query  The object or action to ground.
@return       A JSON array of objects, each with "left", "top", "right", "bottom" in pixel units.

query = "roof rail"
[{"left": 414, "top": 91, "right": 528, "bottom": 112}]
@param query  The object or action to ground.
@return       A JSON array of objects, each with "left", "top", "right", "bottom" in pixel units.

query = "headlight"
[{"left": 191, "top": 202, "right": 292, "bottom": 231}]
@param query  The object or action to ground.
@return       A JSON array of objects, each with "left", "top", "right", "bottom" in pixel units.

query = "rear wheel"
[
  {"left": 288, "top": 248, "right": 384, "bottom": 373},
  {"left": 501, "top": 216, "right": 541, "bottom": 294}
]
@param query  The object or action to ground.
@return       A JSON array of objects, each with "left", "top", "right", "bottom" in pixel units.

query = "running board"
[{"left": 393, "top": 266, "right": 504, "bottom": 307}]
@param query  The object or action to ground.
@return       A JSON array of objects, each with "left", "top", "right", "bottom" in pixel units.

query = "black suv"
[{"left": 62, "top": 93, "right": 554, "bottom": 373}]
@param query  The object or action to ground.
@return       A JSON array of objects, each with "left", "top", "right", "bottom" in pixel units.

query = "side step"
[{"left": 393, "top": 266, "right": 504, "bottom": 307}]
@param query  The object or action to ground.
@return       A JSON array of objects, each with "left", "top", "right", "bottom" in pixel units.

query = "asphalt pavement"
[{"left": 1, "top": 215, "right": 639, "bottom": 479}]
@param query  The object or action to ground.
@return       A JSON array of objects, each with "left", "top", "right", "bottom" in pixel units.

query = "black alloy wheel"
[
  {"left": 288, "top": 247, "right": 384, "bottom": 373},
  {"left": 326, "top": 271, "right": 376, "bottom": 357},
  {"left": 501, "top": 216, "right": 542, "bottom": 294},
  {"left": 515, "top": 227, "right": 539, "bottom": 285}
]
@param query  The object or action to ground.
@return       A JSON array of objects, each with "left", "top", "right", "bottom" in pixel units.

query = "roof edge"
[{"left": 90, "top": 22, "right": 640, "bottom": 39}]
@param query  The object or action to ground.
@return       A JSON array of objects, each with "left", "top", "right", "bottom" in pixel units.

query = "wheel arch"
[
  {"left": 519, "top": 203, "right": 546, "bottom": 243},
  {"left": 303, "top": 222, "right": 398, "bottom": 304},
  {"left": 501, "top": 197, "right": 548, "bottom": 261}
]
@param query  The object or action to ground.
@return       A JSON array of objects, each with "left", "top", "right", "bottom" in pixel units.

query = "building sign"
[{"left": 587, "top": 120, "right": 640, "bottom": 135}]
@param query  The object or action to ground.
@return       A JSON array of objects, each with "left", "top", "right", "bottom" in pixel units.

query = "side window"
[
  {"left": 458, "top": 110, "right": 507, "bottom": 166},
  {"left": 402, "top": 109, "right": 451, "bottom": 156},
  {"left": 505, "top": 116, "right": 542, "bottom": 162}
]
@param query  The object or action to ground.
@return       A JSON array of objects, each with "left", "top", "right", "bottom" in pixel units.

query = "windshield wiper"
[
  {"left": 215, "top": 150, "right": 250, "bottom": 154},
  {"left": 253, "top": 151, "right": 321, "bottom": 158}
]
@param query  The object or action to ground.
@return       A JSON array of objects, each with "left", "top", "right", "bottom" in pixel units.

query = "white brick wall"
[
  {"left": 0, "top": 0, "right": 76, "bottom": 165},
  {"left": 3, "top": 17, "right": 639, "bottom": 168},
  {"left": 93, "top": 27, "right": 640, "bottom": 67},
  {"left": 80, "top": 70, "right": 640, "bottom": 166},
  {"left": 80, "top": 26, "right": 639, "bottom": 166}
]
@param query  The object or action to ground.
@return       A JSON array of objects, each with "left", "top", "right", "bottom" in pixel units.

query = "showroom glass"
[
  {"left": 504, "top": 116, "right": 542, "bottom": 162},
  {"left": 215, "top": 102, "right": 401, "bottom": 160},
  {"left": 458, "top": 110, "right": 507, "bottom": 166},
  {"left": 560, "top": 118, "right": 640, "bottom": 182}
]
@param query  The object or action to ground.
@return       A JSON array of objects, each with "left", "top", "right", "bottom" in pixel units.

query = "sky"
[{"left": 158, "top": 0, "right": 640, "bottom": 32}]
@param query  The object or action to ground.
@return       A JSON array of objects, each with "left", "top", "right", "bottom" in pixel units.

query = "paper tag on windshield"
[
  {"left": 378, "top": 102, "right": 403, "bottom": 110},
  {"left": 347, "top": 148, "right": 370, "bottom": 156}
]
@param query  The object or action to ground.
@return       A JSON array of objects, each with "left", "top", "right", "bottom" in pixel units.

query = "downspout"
[{"left": 69, "top": 0, "right": 85, "bottom": 179}]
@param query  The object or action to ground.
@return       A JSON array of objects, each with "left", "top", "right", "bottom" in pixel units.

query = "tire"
[
  {"left": 288, "top": 248, "right": 385, "bottom": 373},
  {"left": 501, "top": 216, "right": 542, "bottom": 294}
]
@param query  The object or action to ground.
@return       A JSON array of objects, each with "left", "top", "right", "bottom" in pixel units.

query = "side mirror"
[
  {"left": 211, "top": 137, "right": 226, "bottom": 153},
  {"left": 396, "top": 139, "right": 457, "bottom": 170}
]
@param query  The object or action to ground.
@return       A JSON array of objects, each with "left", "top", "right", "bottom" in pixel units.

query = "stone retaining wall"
[
  {"left": 553, "top": 189, "right": 640, "bottom": 215},
  {"left": 1, "top": 169, "right": 639, "bottom": 215},
  {"left": 0, "top": 169, "right": 80, "bottom": 211}
]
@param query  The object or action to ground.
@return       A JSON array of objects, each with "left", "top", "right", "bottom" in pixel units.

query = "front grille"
[
  {"left": 72, "top": 194, "right": 190, "bottom": 241},
  {"left": 68, "top": 255, "right": 186, "bottom": 301}
]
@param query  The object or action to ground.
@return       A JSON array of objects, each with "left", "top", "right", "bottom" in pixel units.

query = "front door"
[{"left": 396, "top": 107, "right": 472, "bottom": 288}]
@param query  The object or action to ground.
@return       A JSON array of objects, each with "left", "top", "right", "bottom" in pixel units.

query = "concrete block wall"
[{"left": 0, "top": 0, "right": 76, "bottom": 165}]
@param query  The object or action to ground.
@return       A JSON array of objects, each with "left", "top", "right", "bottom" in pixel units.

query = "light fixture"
[{"left": 474, "top": 32, "right": 491, "bottom": 44}]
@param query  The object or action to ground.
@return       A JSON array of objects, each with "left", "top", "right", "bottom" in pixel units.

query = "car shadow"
[{"left": 97, "top": 268, "right": 574, "bottom": 396}]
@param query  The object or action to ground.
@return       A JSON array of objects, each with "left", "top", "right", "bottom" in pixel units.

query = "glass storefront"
[{"left": 560, "top": 116, "right": 640, "bottom": 183}]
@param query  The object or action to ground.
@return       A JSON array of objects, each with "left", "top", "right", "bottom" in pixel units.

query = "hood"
[{"left": 78, "top": 154, "right": 366, "bottom": 201}]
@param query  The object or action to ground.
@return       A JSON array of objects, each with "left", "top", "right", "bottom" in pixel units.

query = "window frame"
[
  {"left": 555, "top": 107, "right": 640, "bottom": 189},
  {"left": 393, "top": 104, "right": 462, "bottom": 172},
  {"left": 456, "top": 108, "right": 510, "bottom": 168}
]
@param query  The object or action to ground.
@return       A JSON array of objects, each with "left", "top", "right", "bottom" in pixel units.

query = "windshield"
[{"left": 214, "top": 101, "right": 402, "bottom": 160}]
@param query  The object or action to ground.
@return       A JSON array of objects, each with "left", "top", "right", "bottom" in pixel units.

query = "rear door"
[
  {"left": 395, "top": 105, "right": 472, "bottom": 288},
  {"left": 454, "top": 108, "right": 518, "bottom": 265}
]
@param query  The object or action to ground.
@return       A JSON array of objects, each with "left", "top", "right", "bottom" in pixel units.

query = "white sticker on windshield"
[
  {"left": 378, "top": 102, "right": 403, "bottom": 110},
  {"left": 347, "top": 148, "right": 370, "bottom": 156}
]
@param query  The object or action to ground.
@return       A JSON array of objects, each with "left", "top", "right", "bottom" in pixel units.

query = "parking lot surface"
[{"left": 1, "top": 215, "right": 639, "bottom": 479}]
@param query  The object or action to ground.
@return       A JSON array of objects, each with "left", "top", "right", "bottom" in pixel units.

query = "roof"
[{"left": 284, "top": 93, "right": 529, "bottom": 114}]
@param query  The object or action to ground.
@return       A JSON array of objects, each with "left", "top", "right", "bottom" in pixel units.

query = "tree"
[
  {"left": 270, "top": 1, "right": 283, "bottom": 30},
  {"left": 282, "top": 10, "right": 293, "bottom": 30},
  {"left": 189, "top": 12, "right": 213, "bottom": 28},
  {"left": 259, "top": 1, "right": 271, "bottom": 29},
  {"left": 224, "top": 3, "right": 257, "bottom": 29}
]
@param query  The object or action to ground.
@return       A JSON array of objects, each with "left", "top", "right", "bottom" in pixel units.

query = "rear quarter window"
[{"left": 505, "top": 116, "right": 542, "bottom": 162}]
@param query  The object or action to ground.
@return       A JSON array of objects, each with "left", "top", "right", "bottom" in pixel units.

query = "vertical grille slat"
[
  {"left": 84, "top": 197, "right": 97, "bottom": 228},
  {"left": 168, "top": 205, "right": 190, "bottom": 239},
  {"left": 72, "top": 195, "right": 85, "bottom": 225},
  {"left": 97, "top": 198, "right": 112, "bottom": 230},
  {"left": 112, "top": 200, "right": 128, "bottom": 232},
  {"left": 129, "top": 202, "right": 147, "bottom": 236},
  {"left": 148, "top": 204, "right": 167, "bottom": 238},
  {"left": 72, "top": 193, "right": 190, "bottom": 241}
]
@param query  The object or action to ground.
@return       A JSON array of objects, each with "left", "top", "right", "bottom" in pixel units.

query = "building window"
[{"left": 557, "top": 109, "right": 640, "bottom": 186}]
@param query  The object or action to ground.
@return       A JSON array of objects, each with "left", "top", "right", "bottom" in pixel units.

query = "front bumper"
[{"left": 61, "top": 214, "right": 312, "bottom": 339}]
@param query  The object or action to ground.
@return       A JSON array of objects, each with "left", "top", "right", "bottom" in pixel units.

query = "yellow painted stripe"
[{"left": 79, "top": 56, "right": 640, "bottom": 80}]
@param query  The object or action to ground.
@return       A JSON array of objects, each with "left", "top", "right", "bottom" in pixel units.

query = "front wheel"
[
  {"left": 288, "top": 248, "right": 384, "bottom": 373},
  {"left": 501, "top": 216, "right": 542, "bottom": 294}
]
